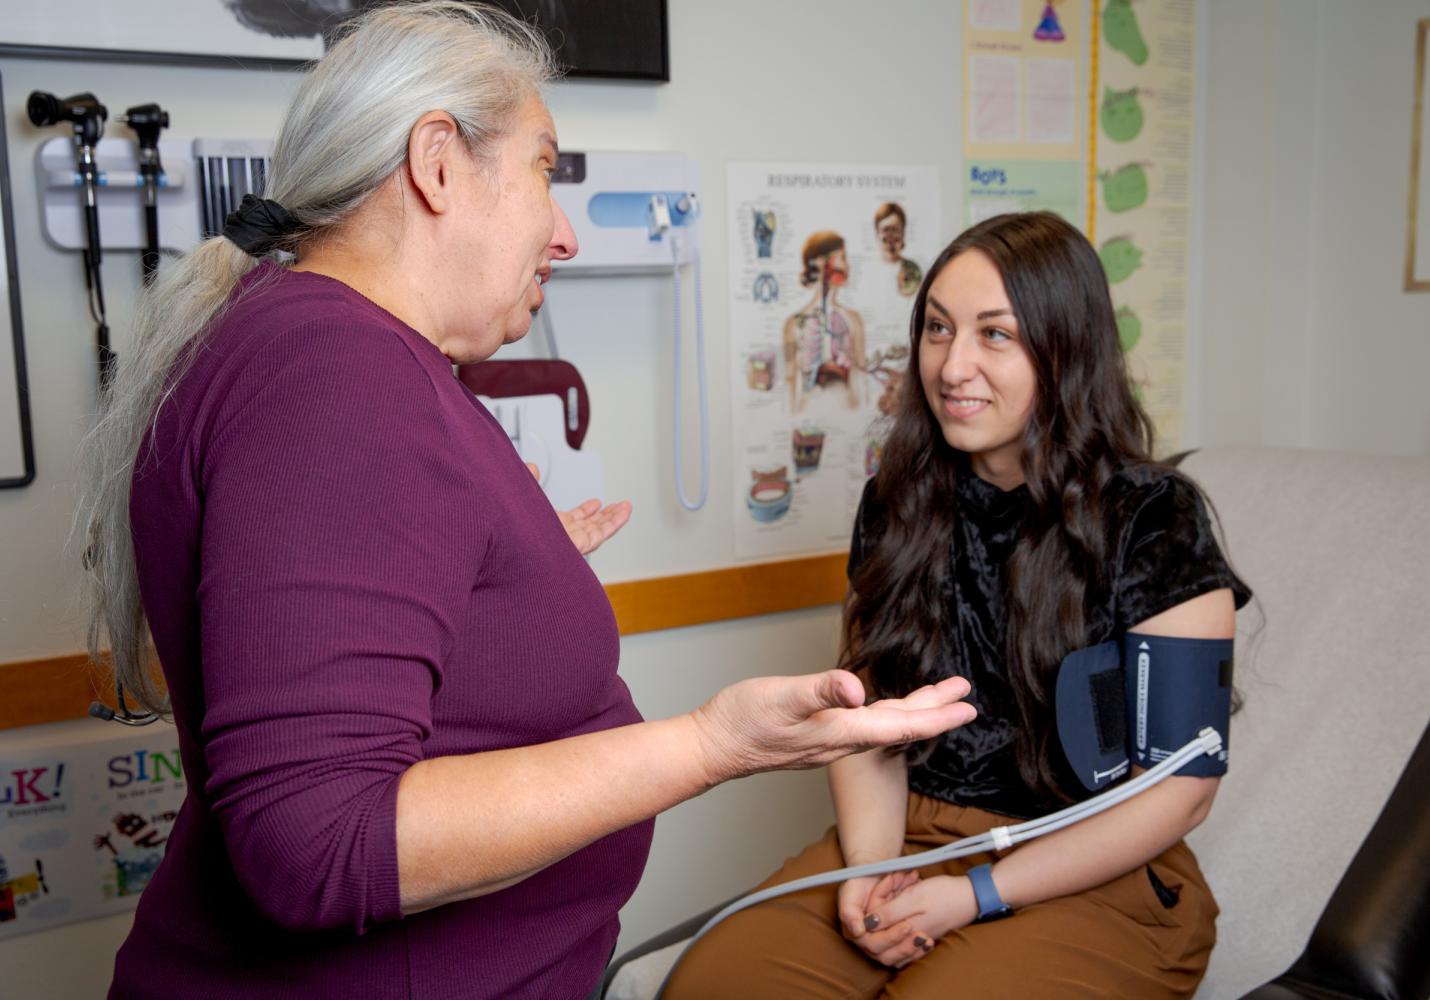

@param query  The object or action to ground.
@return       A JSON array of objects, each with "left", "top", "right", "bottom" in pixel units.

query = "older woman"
[{"left": 77, "top": 5, "right": 975, "bottom": 999}]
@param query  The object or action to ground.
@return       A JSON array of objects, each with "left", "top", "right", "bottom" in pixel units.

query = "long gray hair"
[{"left": 76, "top": 1, "right": 555, "bottom": 714}]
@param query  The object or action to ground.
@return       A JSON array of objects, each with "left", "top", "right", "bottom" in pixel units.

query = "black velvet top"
[{"left": 847, "top": 464, "right": 1252, "bottom": 820}]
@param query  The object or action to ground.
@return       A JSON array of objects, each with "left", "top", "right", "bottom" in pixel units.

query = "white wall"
[
  {"left": 0, "top": 1, "right": 960, "bottom": 995},
  {"left": 1195, "top": 0, "right": 1430, "bottom": 456}
]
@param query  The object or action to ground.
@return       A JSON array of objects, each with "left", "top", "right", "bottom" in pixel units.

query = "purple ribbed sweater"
[{"left": 113, "top": 264, "right": 653, "bottom": 999}]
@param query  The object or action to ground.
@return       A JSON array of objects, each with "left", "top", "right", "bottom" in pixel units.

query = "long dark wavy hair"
[{"left": 843, "top": 211, "right": 1163, "bottom": 800}]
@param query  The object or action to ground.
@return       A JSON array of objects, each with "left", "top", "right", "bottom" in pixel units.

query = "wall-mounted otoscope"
[
  {"left": 28, "top": 90, "right": 115, "bottom": 386},
  {"left": 120, "top": 103, "right": 170, "bottom": 285}
]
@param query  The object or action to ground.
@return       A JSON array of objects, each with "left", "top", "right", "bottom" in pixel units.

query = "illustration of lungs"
[
  {"left": 1101, "top": 164, "right": 1149, "bottom": 214},
  {"left": 1103, "top": 0, "right": 1149, "bottom": 66},
  {"left": 753, "top": 211, "right": 776, "bottom": 258},
  {"left": 1099, "top": 236, "right": 1144, "bottom": 283},
  {"left": 1101, "top": 87, "right": 1144, "bottom": 143}
]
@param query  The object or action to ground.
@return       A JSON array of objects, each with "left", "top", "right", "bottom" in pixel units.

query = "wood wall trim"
[
  {"left": 604, "top": 552, "right": 848, "bottom": 636},
  {"left": 0, "top": 653, "right": 118, "bottom": 731},
  {"left": 0, "top": 553, "right": 848, "bottom": 731}
]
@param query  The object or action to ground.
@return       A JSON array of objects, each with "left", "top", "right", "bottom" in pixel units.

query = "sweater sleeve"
[{"left": 194, "top": 320, "right": 483, "bottom": 935}]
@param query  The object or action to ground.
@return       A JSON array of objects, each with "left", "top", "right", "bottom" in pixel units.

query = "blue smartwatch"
[{"left": 967, "top": 863, "right": 1014, "bottom": 923}]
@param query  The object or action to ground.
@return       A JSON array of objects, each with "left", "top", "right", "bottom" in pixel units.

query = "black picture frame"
[
  {"left": 0, "top": 72, "right": 37, "bottom": 488},
  {"left": 0, "top": 1, "right": 670, "bottom": 83}
]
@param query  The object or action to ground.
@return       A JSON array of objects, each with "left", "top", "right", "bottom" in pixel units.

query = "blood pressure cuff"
[{"left": 1055, "top": 634, "right": 1233, "bottom": 792}]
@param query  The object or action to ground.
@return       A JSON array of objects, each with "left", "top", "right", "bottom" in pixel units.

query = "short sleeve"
[
  {"left": 1113, "top": 473, "right": 1252, "bottom": 630},
  {"left": 193, "top": 320, "right": 484, "bottom": 935}
]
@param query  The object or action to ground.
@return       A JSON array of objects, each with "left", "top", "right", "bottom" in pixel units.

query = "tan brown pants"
[{"left": 662, "top": 793, "right": 1217, "bottom": 1000}]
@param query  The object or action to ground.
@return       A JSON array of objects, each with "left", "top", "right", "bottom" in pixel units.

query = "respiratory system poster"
[{"left": 727, "top": 163, "right": 939, "bottom": 560}]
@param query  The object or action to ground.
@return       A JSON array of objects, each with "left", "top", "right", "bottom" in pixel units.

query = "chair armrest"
[{"left": 1241, "top": 720, "right": 1430, "bottom": 1000}]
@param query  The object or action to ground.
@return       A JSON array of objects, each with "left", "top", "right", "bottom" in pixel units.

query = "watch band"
[{"left": 967, "top": 863, "right": 1014, "bottom": 922}]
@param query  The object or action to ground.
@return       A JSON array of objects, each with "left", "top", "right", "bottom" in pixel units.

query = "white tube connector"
[{"left": 1196, "top": 726, "right": 1224, "bottom": 759}]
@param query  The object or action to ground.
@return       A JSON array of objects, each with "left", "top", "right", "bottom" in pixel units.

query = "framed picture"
[
  {"left": 0, "top": 72, "right": 37, "bottom": 488},
  {"left": 1407, "top": 18, "right": 1430, "bottom": 292},
  {"left": 0, "top": 0, "right": 669, "bottom": 81}
]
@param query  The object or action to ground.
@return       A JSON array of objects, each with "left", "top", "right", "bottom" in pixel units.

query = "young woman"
[{"left": 665, "top": 211, "right": 1250, "bottom": 999}]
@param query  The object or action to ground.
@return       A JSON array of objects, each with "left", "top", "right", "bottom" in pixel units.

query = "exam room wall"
[
  {"left": 0, "top": 0, "right": 961, "bottom": 995},
  {"left": 1194, "top": 0, "right": 1430, "bottom": 456}
]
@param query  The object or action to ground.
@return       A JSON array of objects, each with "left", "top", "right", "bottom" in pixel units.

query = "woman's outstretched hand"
[
  {"left": 525, "top": 462, "right": 631, "bottom": 555},
  {"left": 554, "top": 497, "right": 632, "bottom": 555},
  {"left": 690, "top": 672, "right": 976, "bottom": 784}
]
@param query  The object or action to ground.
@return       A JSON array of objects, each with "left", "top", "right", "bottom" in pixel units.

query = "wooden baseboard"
[{"left": 0, "top": 553, "right": 848, "bottom": 731}]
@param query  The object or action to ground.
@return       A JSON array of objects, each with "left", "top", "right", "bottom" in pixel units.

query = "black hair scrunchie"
[{"left": 222, "top": 194, "right": 300, "bottom": 257}]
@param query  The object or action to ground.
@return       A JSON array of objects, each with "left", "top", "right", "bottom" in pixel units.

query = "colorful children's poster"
[
  {"left": 962, "top": 0, "right": 1089, "bottom": 226},
  {"left": 0, "top": 724, "right": 186, "bottom": 939},
  {"left": 966, "top": 160, "right": 1085, "bottom": 225},
  {"left": 727, "top": 164, "right": 940, "bottom": 559}
]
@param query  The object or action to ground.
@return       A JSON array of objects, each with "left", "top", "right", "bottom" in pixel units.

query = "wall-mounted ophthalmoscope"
[{"left": 28, "top": 90, "right": 115, "bottom": 386}]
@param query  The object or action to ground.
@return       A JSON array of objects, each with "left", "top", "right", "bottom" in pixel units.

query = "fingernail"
[
  {"left": 915, "top": 936, "right": 932, "bottom": 951},
  {"left": 864, "top": 914, "right": 880, "bottom": 931}
]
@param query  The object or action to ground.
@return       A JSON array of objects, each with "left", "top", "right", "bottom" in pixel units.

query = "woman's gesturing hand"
[
  {"left": 525, "top": 463, "right": 631, "bottom": 555},
  {"left": 554, "top": 497, "right": 632, "bottom": 555},
  {"left": 690, "top": 672, "right": 976, "bottom": 783}
]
